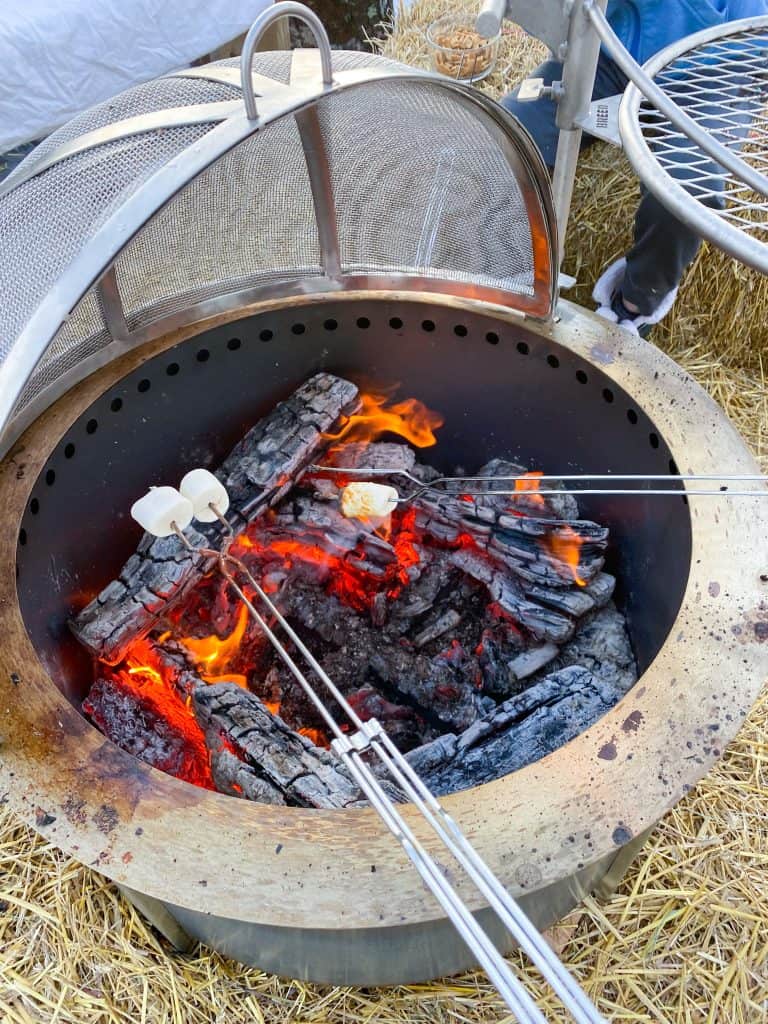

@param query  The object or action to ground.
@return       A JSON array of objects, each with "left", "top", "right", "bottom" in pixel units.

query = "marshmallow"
[
  {"left": 180, "top": 468, "right": 230, "bottom": 523},
  {"left": 340, "top": 482, "right": 399, "bottom": 520},
  {"left": 131, "top": 486, "right": 194, "bottom": 537}
]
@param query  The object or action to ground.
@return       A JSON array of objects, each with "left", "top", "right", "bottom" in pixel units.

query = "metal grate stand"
[{"left": 477, "top": 1, "right": 768, "bottom": 275}]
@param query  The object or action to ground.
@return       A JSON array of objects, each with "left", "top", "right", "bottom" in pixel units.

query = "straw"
[{"left": 2, "top": 4, "right": 767, "bottom": 1019}]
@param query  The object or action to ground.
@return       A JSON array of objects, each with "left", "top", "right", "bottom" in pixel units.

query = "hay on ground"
[{"left": 1, "top": 3, "right": 767, "bottom": 1021}]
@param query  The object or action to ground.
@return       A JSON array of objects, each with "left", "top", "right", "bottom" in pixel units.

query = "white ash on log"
[
  {"left": 193, "top": 683, "right": 390, "bottom": 809},
  {"left": 405, "top": 665, "right": 626, "bottom": 796},
  {"left": 211, "top": 748, "right": 288, "bottom": 805},
  {"left": 324, "top": 440, "right": 417, "bottom": 473},
  {"left": 526, "top": 604, "right": 638, "bottom": 694},
  {"left": 70, "top": 374, "right": 360, "bottom": 664}
]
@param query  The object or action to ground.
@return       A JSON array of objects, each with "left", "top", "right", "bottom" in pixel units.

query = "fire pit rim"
[{"left": 0, "top": 291, "right": 765, "bottom": 932}]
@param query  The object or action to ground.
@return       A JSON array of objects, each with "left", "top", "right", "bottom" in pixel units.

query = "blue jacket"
[{"left": 606, "top": 0, "right": 768, "bottom": 63}]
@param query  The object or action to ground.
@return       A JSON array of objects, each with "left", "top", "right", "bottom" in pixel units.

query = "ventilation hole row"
[
  {"left": 511, "top": 344, "right": 665, "bottom": 453},
  {"left": 19, "top": 331, "right": 246, "bottom": 539},
  {"left": 21, "top": 313, "right": 673, "bottom": 538},
  {"left": 263, "top": 317, "right": 503, "bottom": 342}
]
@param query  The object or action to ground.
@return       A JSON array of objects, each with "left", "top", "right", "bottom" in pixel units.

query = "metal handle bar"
[
  {"left": 583, "top": 1, "right": 768, "bottom": 199},
  {"left": 240, "top": 1, "right": 333, "bottom": 120}
]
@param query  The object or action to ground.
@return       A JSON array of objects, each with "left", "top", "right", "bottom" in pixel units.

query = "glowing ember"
[
  {"left": 325, "top": 391, "right": 444, "bottom": 448},
  {"left": 89, "top": 639, "right": 215, "bottom": 788}
]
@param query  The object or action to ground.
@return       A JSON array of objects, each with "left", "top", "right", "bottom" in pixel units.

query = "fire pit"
[
  {"left": 68, "top": 367, "right": 638, "bottom": 806},
  {"left": 0, "top": 22, "right": 765, "bottom": 986}
]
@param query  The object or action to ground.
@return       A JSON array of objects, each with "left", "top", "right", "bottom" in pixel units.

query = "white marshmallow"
[
  {"left": 180, "top": 468, "right": 230, "bottom": 522},
  {"left": 340, "top": 482, "right": 399, "bottom": 520},
  {"left": 131, "top": 486, "right": 194, "bottom": 537}
]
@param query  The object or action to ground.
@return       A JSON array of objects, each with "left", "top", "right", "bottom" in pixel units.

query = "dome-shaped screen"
[{"left": 0, "top": 47, "right": 556, "bottom": 454}]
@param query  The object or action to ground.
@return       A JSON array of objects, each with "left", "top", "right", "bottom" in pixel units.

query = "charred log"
[
  {"left": 193, "top": 683, "right": 371, "bottom": 809},
  {"left": 406, "top": 666, "right": 623, "bottom": 796},
  {"left": 278, "top": 584, "right": 486, "bottom": 731},
  {"left": 70, "top": 373, "right": 360, "bottom": 664},
  {"left": 528, "top": 604, "right": 637, "bottom": 695},
  {"left": 83, "top": 675, "right": 214, "bottom": 788},
  {"left": 209, "top": 748, "right": 287, "bottom": 805}
]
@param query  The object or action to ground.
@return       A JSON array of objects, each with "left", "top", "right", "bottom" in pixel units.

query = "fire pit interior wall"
[{"left": 16, "top": 298, "right": 691, "bottom": 708}]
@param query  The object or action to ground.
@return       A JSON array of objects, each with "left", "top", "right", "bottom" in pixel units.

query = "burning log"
[
  {"left": 193, "top": 683, "right": 379, "bottom": 809},
  {"left": 405, "top": 665, "right": 624, "bottom": 796},
  {"left": 73, "top": 374, "right": 639, "bottom": 807},
  {"left": 70, "top": 374, "right": 360, "bottom": 664},
  {"left": 83, "top": 674, "right": 214, "bottom": 789}
]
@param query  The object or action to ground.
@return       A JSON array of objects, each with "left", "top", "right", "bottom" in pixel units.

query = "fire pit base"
[
  {"left": 140, "top": 834, "right": 650, "bottom": 985},
  {"left": 2, "top": 293, "right": 765, "bottom": 986}
]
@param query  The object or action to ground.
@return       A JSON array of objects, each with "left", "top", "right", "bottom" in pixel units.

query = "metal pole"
[
  {"left": 476, "top": 0, "right": 507, "bottom": 38},
  {"left": 551, "top": 0, "right": 608, "bottom": 264}
]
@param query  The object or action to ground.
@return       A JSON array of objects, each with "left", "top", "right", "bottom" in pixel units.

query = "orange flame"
[
  {"left": 105, "top": 639, "right": 215, "bottom": 788},
  {"left": 179, "top": 604, "right": 249, "bottom": 687},
  {"left": 128, "top": 663, "right": 163, "bottom": 685},
  {"left": 546, "top": 526, "right": 586, "bottom": 587},
  {"left": 325, "top": 392, "right": 444, "bottom": 448},
  {"left": 261, "top": 698, "right": 329, "bottom": 747},
  {"left": 298, "top": 727, "right": 329, "bottom": 748},
  {"left": 513, "top": 471, "right": 546, "bottom": 509}
]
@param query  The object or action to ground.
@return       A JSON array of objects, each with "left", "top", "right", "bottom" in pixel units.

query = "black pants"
[{"left": 501, "top": 55, "right": 715, "bottom": 315}]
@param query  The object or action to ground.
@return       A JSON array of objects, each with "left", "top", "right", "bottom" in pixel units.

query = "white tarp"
[{"left": 0, "top": 0, "right": 274, "bottom": 150}]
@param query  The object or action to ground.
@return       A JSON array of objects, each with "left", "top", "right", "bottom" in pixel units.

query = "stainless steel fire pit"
[{"left": 0, "top": 7, "right": 766, "bottom": 987}]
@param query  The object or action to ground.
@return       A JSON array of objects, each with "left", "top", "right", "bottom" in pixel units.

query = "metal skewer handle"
[
  {"left": 222, "top": 552, "right": 606, "bottom": 1024},
  {"left": 308, "top": 466, "right": 768, "bottom": 503},
  {"left": 131, "top": 472, "right": 606, "bottom": 1022}
]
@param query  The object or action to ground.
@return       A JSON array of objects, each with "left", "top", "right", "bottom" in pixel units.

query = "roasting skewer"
[
  {"left": 306, "top": 466, "right": 768, "bottom": 512},
  {"left": 131, "top": 471, "right": 607, "bottom": 1024}
]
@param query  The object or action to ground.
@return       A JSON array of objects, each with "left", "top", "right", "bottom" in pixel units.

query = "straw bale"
[{"left": 1, "top": 3, "right": 767, "bottom": 1019}]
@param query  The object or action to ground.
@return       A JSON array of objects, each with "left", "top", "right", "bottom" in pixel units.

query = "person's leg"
[
  {"left": 499, "top": 59, "right": 564, "bottom": 169},
  {"left": 500, "top": 53, "right": 629, "bottom": 170},
  {"left": 619, "top": 190, "right": 712, "bottom": 315},
  {"left": 609, "top": 70, "right": 742, "bottom": 320}
]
